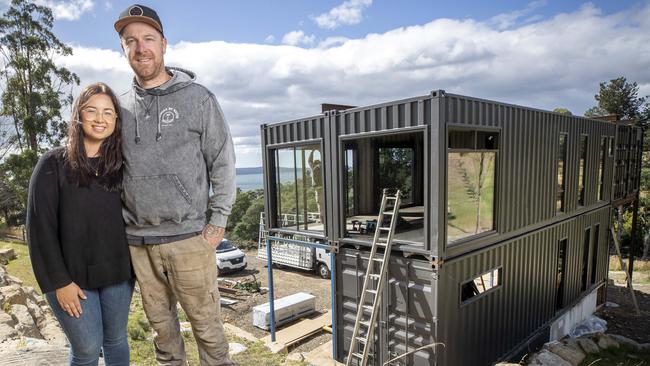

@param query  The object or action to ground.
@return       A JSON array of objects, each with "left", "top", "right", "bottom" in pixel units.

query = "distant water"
[{"left": 236, "top": 172, "right": 264, "bottom": 191}]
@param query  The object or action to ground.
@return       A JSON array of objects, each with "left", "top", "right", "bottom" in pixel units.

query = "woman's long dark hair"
[{"left": 64, "top": 83, "right": 123, "bottom": 191}]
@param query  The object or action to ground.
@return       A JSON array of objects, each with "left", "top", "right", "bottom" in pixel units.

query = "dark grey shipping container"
[{"left": 260, "top": 90, "right": 642, "bottom": 365}]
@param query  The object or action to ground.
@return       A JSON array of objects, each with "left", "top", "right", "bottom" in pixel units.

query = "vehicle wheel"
[{"left": 318, "top": 263, "right": 331, "bottom": 279}]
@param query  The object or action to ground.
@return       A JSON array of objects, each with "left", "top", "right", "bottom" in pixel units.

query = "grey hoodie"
[{"left": 119, "top": 67, "right": 236, "bottom": 237}]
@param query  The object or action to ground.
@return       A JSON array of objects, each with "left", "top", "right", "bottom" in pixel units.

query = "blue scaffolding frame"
[{"left": 264, "top": 235, "right": 337, "bottom": 359}]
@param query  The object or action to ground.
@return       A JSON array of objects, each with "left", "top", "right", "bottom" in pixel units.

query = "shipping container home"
[{"left": 259, "top": 90, "right": 642, "bottom": 365}]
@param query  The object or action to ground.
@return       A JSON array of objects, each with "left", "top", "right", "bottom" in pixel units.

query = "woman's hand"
[{"left": 55, "top": 282, "right": 87, "bottom": 318}]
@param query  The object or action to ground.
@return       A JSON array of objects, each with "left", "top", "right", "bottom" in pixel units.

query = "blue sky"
[
  {"left": 47, "top": 0, "right": 642, "bottom": 49},
  {"left": 2, "top": 0, "right": 649, "bottom": 167}
]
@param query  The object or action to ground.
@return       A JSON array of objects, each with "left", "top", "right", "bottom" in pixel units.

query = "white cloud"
[
  {"left": 281, "top": 30, "right": 315, "bottom": 46},
  {"left": 313, "top": 0, "right": 372, "bottom": 29},
  {"left": 264, "top": 35, "right": 275, "bottom": 43},
  {"left": 490, "top": 0, "right": 547, "bottom": 30},
  {"left": 58, "top": 3, "right": 650, "bottom": 167},
  {"left": 318, "top": 36, "right": 350, "bottom": 48},
  {"left": 35, "top": 0, "right": 94, "bottom": 21}
]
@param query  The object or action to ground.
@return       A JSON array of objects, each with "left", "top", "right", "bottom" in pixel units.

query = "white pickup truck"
[{"left": 257, "top": 213, "right": 332, "bottom": 279}]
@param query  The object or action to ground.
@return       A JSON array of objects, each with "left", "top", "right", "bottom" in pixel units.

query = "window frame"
[
  {"left": 577, "top": 134, "right": 589, "bottom": 207},
  {"left": 556, "top": 132, "right": 569, "bottom": 214},
  {"left": 337, "top": 126, "right": 429, "bottom": 248},
  {"left": 445, "top": 126, "right": 500, "bottom": 246},
  {"left": 459, "top": 266, "right": 503, "bottom": 306},
  {"left": 267, "top": 139, "right": 327, "bottom": 238}
]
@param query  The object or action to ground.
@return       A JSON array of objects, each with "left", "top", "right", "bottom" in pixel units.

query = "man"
[{"left": 114, "top": 4, "right": 237, "bottom": 365}]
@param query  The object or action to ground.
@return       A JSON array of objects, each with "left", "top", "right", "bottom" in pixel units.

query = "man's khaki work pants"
[{"left": 130, "top": 235, "right": 236, "bottom": 366}]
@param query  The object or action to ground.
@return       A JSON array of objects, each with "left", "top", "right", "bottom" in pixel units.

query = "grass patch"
[
  {"left": 580, "top": 345, "right": 650, "bottom": 365},
  {"left": 609, "top": 256, "right": 650, "bottom": 272},
  {"left": 1, "top": 241, "right": 40, "bottom": 293}
]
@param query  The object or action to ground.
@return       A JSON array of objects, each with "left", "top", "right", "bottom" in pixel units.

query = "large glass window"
[
  {"left": 578, "top": 135, "right": 588, "bottom": 206},
  {"left": 591, "top": 225, "right": 600, "bottom": 285},
  {"left": 581, "top": 228, "right": 591, "bottom": 291},
  {"left": 556, "top": 238, "right": 567, "bottom": 311},
  {"left": 344, "top": 149, "right": 356, "bottom": 217},
  {"left": 556, "top": 134, "right": 568, "bottom": 212},
  {"left": 598, "top": 137, "right": 607, "bottom": 201},
  {"left": 343, "top": 132, "right": 425, "bottom": 245},
  {"left": 447, "top": 130, "right": 498, "bottom": 243},
  {"left": 274, "top": 145, "right": 324, "bottom": 232}
]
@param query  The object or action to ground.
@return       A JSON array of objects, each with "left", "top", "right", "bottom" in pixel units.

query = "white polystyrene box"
[{"left": 253, "top": 292, "right": 316, "bottom": 330}]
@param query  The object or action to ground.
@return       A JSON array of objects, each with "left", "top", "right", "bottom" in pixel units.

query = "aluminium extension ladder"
[{"left": 346, "top": 189, "right": 402, "bottom": 366}]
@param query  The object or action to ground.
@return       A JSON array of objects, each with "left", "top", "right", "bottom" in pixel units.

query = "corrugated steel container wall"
[
  {"left": 336, "top": 248, "right": 437, "bottom": 365},
  {"left": 331, "top": 94, "right": 436, "bottom": 254},
  {"left": 613, "top": 125, "right": 643, "bottom": 200},
  {"left": 436, "top": 206, "right": 611, "bottom": 366},
  {"left": 438, "top": 94, "right": 616, "bottom": 258},
  {"left": 263, "top": 115, "right": 327, "bottom": 145}
]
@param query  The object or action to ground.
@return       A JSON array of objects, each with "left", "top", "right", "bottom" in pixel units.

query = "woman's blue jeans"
[{"left": 46, "top": 279, "right": 134, "bottom": 366}]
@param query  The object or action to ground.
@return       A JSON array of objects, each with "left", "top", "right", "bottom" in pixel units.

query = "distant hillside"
[{"left": 236, "top": 167, "right": 263, "bottom": 175}]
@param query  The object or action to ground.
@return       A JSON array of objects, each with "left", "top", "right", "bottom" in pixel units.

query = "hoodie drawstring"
[
  {"left": 133, "top": 93, "right": 141, "bottom": 144},
  {"left": 156, "top": 97, "right": 162, "bottom": 141}
]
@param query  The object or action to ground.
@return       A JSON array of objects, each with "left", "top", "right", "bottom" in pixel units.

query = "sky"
[{"left": 1, "top": 0, "right": 649, "bottom": 167}]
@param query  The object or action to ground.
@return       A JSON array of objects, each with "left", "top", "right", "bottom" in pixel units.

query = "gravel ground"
[
  {"left": 219, "top": 250, "right": 333, "bottom": 353},
  {"left": 597, "top": 281, "right": 650, "bottom": 344}
]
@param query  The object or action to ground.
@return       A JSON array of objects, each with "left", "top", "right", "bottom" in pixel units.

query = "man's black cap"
[{"left": 114, "top": 4, "right": 164, "bottom": 36}]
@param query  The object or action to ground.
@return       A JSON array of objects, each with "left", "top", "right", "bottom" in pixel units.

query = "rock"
[
  {"left": 608, "top": 334, "right": 640, "bottom": 350},
  {"left": 596, "top": 334, "right": 620, "bottom": 350},
  {"left": 528, "top": 349, "right": 572, "bottom": 366},
  {"left": 546, "top": 341, "right": 585, "bottom": 366},
  {"left": 0, "top": 248, "right": 16, "bottom": 264},
  {"left": 573, "top": 337, "right": 600, "bottom": 354},
  {"left": 640, "top": 343, "right": 650, "bottom": 354},
  {"left": 39, "top": 316, "right": 67, "bottom": 346},
  {"left": 11, "top": 304, "right": 41, "bottom": 339},
  {"left": 23, "top": 287, "right": 40, "bottom": 303},
  {"left": 0, "top": 285, "right": 26, "bottom": 306},
  {"left": 5, "top": 275, "right": 23, "bottom": 285},
  {"left": 0, "top": 322, "right": 18, "bottom": 341},
  {"left": 228, "top": 342, "right": 247, "bottom": 355},
  {"left": 0, "top": 310, "right": 15, "bottom": 326},
  {"left": 26, "top": 301, "right": 44, "bottom": 324}
]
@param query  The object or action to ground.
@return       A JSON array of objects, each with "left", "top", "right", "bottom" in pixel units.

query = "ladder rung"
[
  {"left": 362, "top": 305, "right": 373, "bottom": 312},
  {"left": 378, "top": 227, "right": 391, "bottom": 231},
  {"left": 355, "top": 336, "right": 367, "bottom": 344},
  {"left": 359, "top": 321, "right": 370, "bottom": 328},
  {"left": 382, "top": 211, "right": 394, "bottom": 215},
  {"left": 366, "top": 289, "right": 377, "bottom": 295},
  {"left": 352, "top": 353, "right": 364, "bottom": 359},
  {"left": 385, "top": 197, "right": 398, "bottom": 200},
  {"left": 368, "top": 274, "right": 380, "bottom": 280},
  {"left": 372, "top": 257, "right": 384, "bottom": 262}
]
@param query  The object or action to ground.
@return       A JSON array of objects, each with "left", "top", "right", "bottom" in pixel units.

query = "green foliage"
[
  {"left": 0, "top": 0, "right": 80, "bottom": 151},
  {"left": 584, "top": 106, "right": 607, "bottom": 118},
  {"left": 0, "top": 150, "right": 38, "bottom": 225},
  {"left": 586, "top": 76, "right": 647, "bottom": 119},
  {"left": 553, "top": 107, "right": 573, "bottom": 116},
  {"left": 225, "top": 188, "right": 265, "bottom": 247},
  {"left": 232, "top": 198, "right": 265, "bottom": 245},
  {"left": 378, "top": 147, "right": 413, "bottom": 202}
]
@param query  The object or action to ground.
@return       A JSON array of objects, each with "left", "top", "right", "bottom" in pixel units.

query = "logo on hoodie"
[{"left": 160, "top": 107, "right": 179, "bottom": 127}]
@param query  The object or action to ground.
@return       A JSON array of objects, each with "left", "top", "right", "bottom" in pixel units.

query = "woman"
[{"left": 27, "top": 83, "right": 133, "bottom": 366}]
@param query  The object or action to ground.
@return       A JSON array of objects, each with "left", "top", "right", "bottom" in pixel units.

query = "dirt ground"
[
  {"left": 218, "top": 250, "right": 333, "bottom": 353},
  {"left": 597, "top": 281, "right": 650, "bottom": 344}
]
